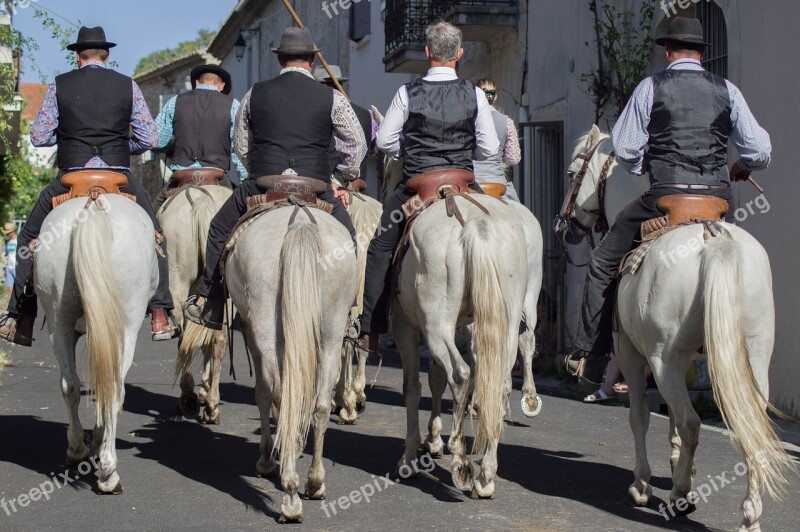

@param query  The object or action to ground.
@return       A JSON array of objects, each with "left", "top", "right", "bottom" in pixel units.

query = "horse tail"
[
  {"left": 274, "top": 222, "right": 323, "bottom": 472},
  {"left": 72, "top": 201, "right": 124, "bottom": 427},
  {"left": 175, "top": 188, "right": 219, "bottom": 379},
  {"left": 461, "top": 216, "right": 511, "bottom": 456},
  {"left": 702, "top": 233, "right": 794, "bottom": 499},
  {"left": 349, "top": 196, "right": 381, "bottom": 314},
  {"left": 190, "top": 188, "right": 217, "bottom": 267}
]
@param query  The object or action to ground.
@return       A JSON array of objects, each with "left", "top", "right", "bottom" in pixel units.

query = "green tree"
[
  {"left": 134, "top": 29, "right": 216, "bottom": 75},
  {"left": 0, "top": 119, "right": 56, "bottom": 222}
]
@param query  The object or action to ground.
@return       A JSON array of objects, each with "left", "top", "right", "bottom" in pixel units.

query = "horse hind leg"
[
  {"left": 354, "top": 348, "right": 368, "bottom": 413},
  {"left": 615, "top": 332, "right": 653, "bottom": 507},
  {"left": 201, "top": 328, "right": 226, "bottom": 425},
  {"left": 178, "top": 371, "right": 199, "bottom": 418},
  {"left": 393, "top": 310, "right": 423, "bottom": 478},
  {"left": 56, "top": 328, "right": 90, "bottom": 466},
  {"left": 519, "top": 326, "right": 542, "bottom": 417},
  {"left": 423, "top": 359, "right": 446, "bottom": 458},
  {"left": 653, "top": 353, "right": 700, "bottom": 514}
]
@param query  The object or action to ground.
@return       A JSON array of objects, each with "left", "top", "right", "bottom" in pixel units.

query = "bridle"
[{"left": 554, "top": 136, "right": 616, "bottom": 266}]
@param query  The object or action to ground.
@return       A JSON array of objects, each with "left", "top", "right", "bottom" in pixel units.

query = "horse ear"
[
  {"left": 370, "top": 105, "right": 384, "bottom": 125},
  {"left": 587, "top": 124, "right": 601, "bottom": 147}
]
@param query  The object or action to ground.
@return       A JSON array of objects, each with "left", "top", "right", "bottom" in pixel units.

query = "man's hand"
[
  {"left": 332, "top": 182, "right": 350, "bottom": 209},
  {"left": 729, "top": 161, "right": 752, "bottom": 182}
]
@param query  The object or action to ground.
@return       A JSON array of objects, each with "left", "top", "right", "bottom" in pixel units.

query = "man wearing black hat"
[
  {"left": 314, "top": 64, "right": 375, "bottom": 187},
  {"left": 0, "top": 26, "right": 180, "bottom": 346},
  {"left": 184, "top": 27, "right": 366, "bottom": 329},
  {"left": 566, "top": 17, "right": 772, "bottom": 383},
  {"left": 152, "top": 64, "right": 248, "bottom": 211}
]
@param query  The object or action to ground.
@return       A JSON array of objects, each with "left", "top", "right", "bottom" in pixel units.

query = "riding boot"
[{"left": 184, "top": 295, "right": 225, "bottom": 330}]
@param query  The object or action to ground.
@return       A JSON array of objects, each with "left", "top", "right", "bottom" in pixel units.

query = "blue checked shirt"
[
  {"left": 155, "top": 84, "right": 248, "bottom": 181},
  {"left": 612, "top": 59, "right": 771, "bottom": 175}
]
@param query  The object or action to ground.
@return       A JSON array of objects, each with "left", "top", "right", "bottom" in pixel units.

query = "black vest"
[
  {"left": 55, "top": 66, "right": 133, "bottom": 169},
  {"left": 402, "top": 78, "right": 477, "bottom": 178},
  {"left": 172, "top": 89, "right": 234, "bottom": 170},
  {"left": 328, "top": 102, "right": 371, "bottom": 177},
  {"left": 645, "top": 70, "right": 733, "bottom": 186},
  {"left": 248, "top": 72, "right": 334, "bottom": 181}
]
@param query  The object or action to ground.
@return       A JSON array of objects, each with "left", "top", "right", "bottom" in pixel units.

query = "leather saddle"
[
  {"left": 171, "top": 168, "right": 224, "bottom": 187},
  {"left": 641, "top": 194, "right": 728, "bottom": 239},
  {"left": 477, "top": 182, "right": 507, "bottom": 199},
  {"left": 254, "top": 174, "right": 327, "bottom": 203},
  {"left": 407, "top": 168, "right": 475, "bottom": 203},
  {"left": 53, "top": 170, "right": 136, "bottom": 209}
]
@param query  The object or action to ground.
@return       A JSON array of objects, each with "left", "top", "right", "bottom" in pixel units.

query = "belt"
[{"left": 652, "top": 183, "right": 729, "bottom": 191}]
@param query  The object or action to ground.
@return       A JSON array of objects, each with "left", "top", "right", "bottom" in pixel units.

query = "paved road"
[{"left": 1, "top": 318, "right": 798, "bottom": 531}]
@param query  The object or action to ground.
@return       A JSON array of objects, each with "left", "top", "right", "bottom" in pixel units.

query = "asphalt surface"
[{"left": 1, "top": 317, "right": 798, "bottom": 531}]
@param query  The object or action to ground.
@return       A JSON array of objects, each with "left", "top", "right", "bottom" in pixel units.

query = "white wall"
[{"left": 527, "top": 0, "right": 800, "bottom": 416}]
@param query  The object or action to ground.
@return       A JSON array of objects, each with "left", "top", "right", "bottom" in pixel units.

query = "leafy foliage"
[
  {"left": 133, "top": 29, "right": 216, "bottom": 76},
  {"left": 0, "top": 120, "right": 56, "bottom": 222},
  {"left": 581, "top": 0, "right": 656, "bottom": 125}
]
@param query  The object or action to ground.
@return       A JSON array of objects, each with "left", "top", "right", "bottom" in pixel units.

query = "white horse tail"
[
  {"left": 275, "top": 222, "right": 323, "bottom": 471},
  {"left": 190, "top": 188, "right": 217, "bottom": 267},
  {"left": 702, "top": 234, "right": 793, "bottom": 498},
  {"left": 461, "top": 216, "right": 511, "bottom": 456},
  {"left": 349, "top": 196, "right": 381, "bottom": 313},
  {"left": 72, "top": 202, "right": 124, "bottom": 427}
]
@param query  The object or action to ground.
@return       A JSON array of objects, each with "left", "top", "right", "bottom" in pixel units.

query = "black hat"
[
  {"left": 271, "top": 27, "right": 321, "bottom": 55},
  {"left": 313, "top": 65, "right": 348, "bottom": 83},
  {"left": 190, "top": 64, "right": 232, "bottom": 95},
  {"left": 656, "top": 17, "right": 710, "bottom": 47},
  {"left": 66, "top": 26, "right": 117, "bottom": 52}
]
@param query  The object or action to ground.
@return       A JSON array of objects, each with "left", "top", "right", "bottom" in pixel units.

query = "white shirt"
[{"left": 376, "top": 67, "right": 499, "bottom": 161}]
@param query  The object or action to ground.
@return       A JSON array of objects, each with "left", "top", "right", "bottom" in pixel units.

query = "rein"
[{"left": 555, "top": 136, "right": 615, "bottom": 266}]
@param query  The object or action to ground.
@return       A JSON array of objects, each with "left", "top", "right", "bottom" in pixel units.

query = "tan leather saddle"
[
  {"left": 407, "top": 168, "right": 475, "bottom": 203},
  {"left": 53, "top": 170, "right": 136, "bottom": 208},
  {"left": 478, "top": 182, "right": 507, "bottom": 199},
  {"left": 171, "top": 168, "right": 224, "bottom": 187},
  {"left": 254, "top": 174, "right": 327, "bottom": 204},
  {"left": 641, "top": 194, "right": 728, "bottom": 239}
]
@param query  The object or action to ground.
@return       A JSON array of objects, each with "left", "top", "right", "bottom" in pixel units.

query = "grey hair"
[{"left": 425, "top": 21, "right": 462, "bottom": 63}]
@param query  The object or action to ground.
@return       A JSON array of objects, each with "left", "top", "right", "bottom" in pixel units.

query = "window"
[
  {"left": 350, "top": 0, "right": 371, "bottom": 42},
  {"left": 696, "top": 1, "right": 728, "bottom": 77}
]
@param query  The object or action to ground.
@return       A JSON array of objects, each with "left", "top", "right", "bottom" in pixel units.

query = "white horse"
[
  {"left": 157, "top": 184, "right": 232, "bottom": 424},
  {"left": 35, "top": 195, "right": 157, "bottom": 494},
  {"left": 333, "top": 189, "right": 382, "bottom": 423},
  {"left": 372, "top": 106, "right": 544, "bottom": 419},
  {"left": 224, "top": 204, "right": 357, "bottom": 522},
  {"left": 561, "top": 125, "right": 795, "bottom": 531},
  {"left": 393, "top": 192, "right": 527, "bottom": 498}
]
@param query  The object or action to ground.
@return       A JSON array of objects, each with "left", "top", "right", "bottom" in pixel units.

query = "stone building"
[{"left": 131, "top": 50, "right": 218, "bottom": 200}]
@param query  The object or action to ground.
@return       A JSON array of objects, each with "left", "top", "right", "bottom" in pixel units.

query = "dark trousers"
[
  {"left": 197, "top": 179, "right": 356, "bottom": 300},
  {"left": 574, "top": 187, "right": 734, "bottom": 355},
  {"left": 7, "top": 170, "right": 173, "bottom": 317},
  {"left": 151, "top": 174, "right": 233, "bottom": 213},
  {"left": 360, "top": 180, "right": 483, "bottom": 335}
]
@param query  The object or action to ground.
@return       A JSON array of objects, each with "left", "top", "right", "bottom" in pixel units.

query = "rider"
[
  {"left": 566, "top": 17, "right": 772, "bottom": 383},
  {"left": 358, "top": 21, "right": 499, "bottom": 353},
  {"left": 152, "top": 64, "right": 248, "bottom": 211},
  {"left": 0, "top": 26, "right": 180, "bottom": 346},
  {"left": 472, "top": 78, "right": 522, "bottom": 202},
  {"left": 184, "top": 27, "right": 367, "bottom": 330},
  {"left": 314, "top": 64, "right": 375, "bottom": 187}
]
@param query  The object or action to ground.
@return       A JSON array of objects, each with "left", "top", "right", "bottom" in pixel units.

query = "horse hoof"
[
  {"left": 280, "top": 494, "right": 303, "bottom": 523},
  {"left": 256, "top": 458, "right": 278, "bottom": 478},
  {"left": 337, "top": 408, "right": 357, "bottom": 425},
  {"left": 97, "top": 481, "right": 123, "bottom": 495},
  {"left": 180, "top": 394, "right": 199, "bottom": 418},
  {"left": 304, "top": 482, "right": 326, "bottom": 500},
  {"left": 521, "top": 395, "right": 543, "bottom": 417},
  {"left": 672, "top": 502, "right": 697, "bottom": 517},
  {"left": 470, "top": 480, "right": 495, "bottom": 499},
  {"left": 355, "top": 401, "right": 366, "bottom": 414},
  {"left": 451, "top": 460, "right": 474, "bottom": 491},
  {"left": 201, "top": 408, "right": 220, "bottom": 425},
  {"left": 197, "top": 389, "right": 208, "bottom": 405},
  {"left": 625, "top": 492, "right": 649, "bottom": 507}
]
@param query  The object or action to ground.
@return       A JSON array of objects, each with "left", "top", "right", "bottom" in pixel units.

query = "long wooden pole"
[{"left": 280, "top": 0, "right": 349, "bottom": 100}]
